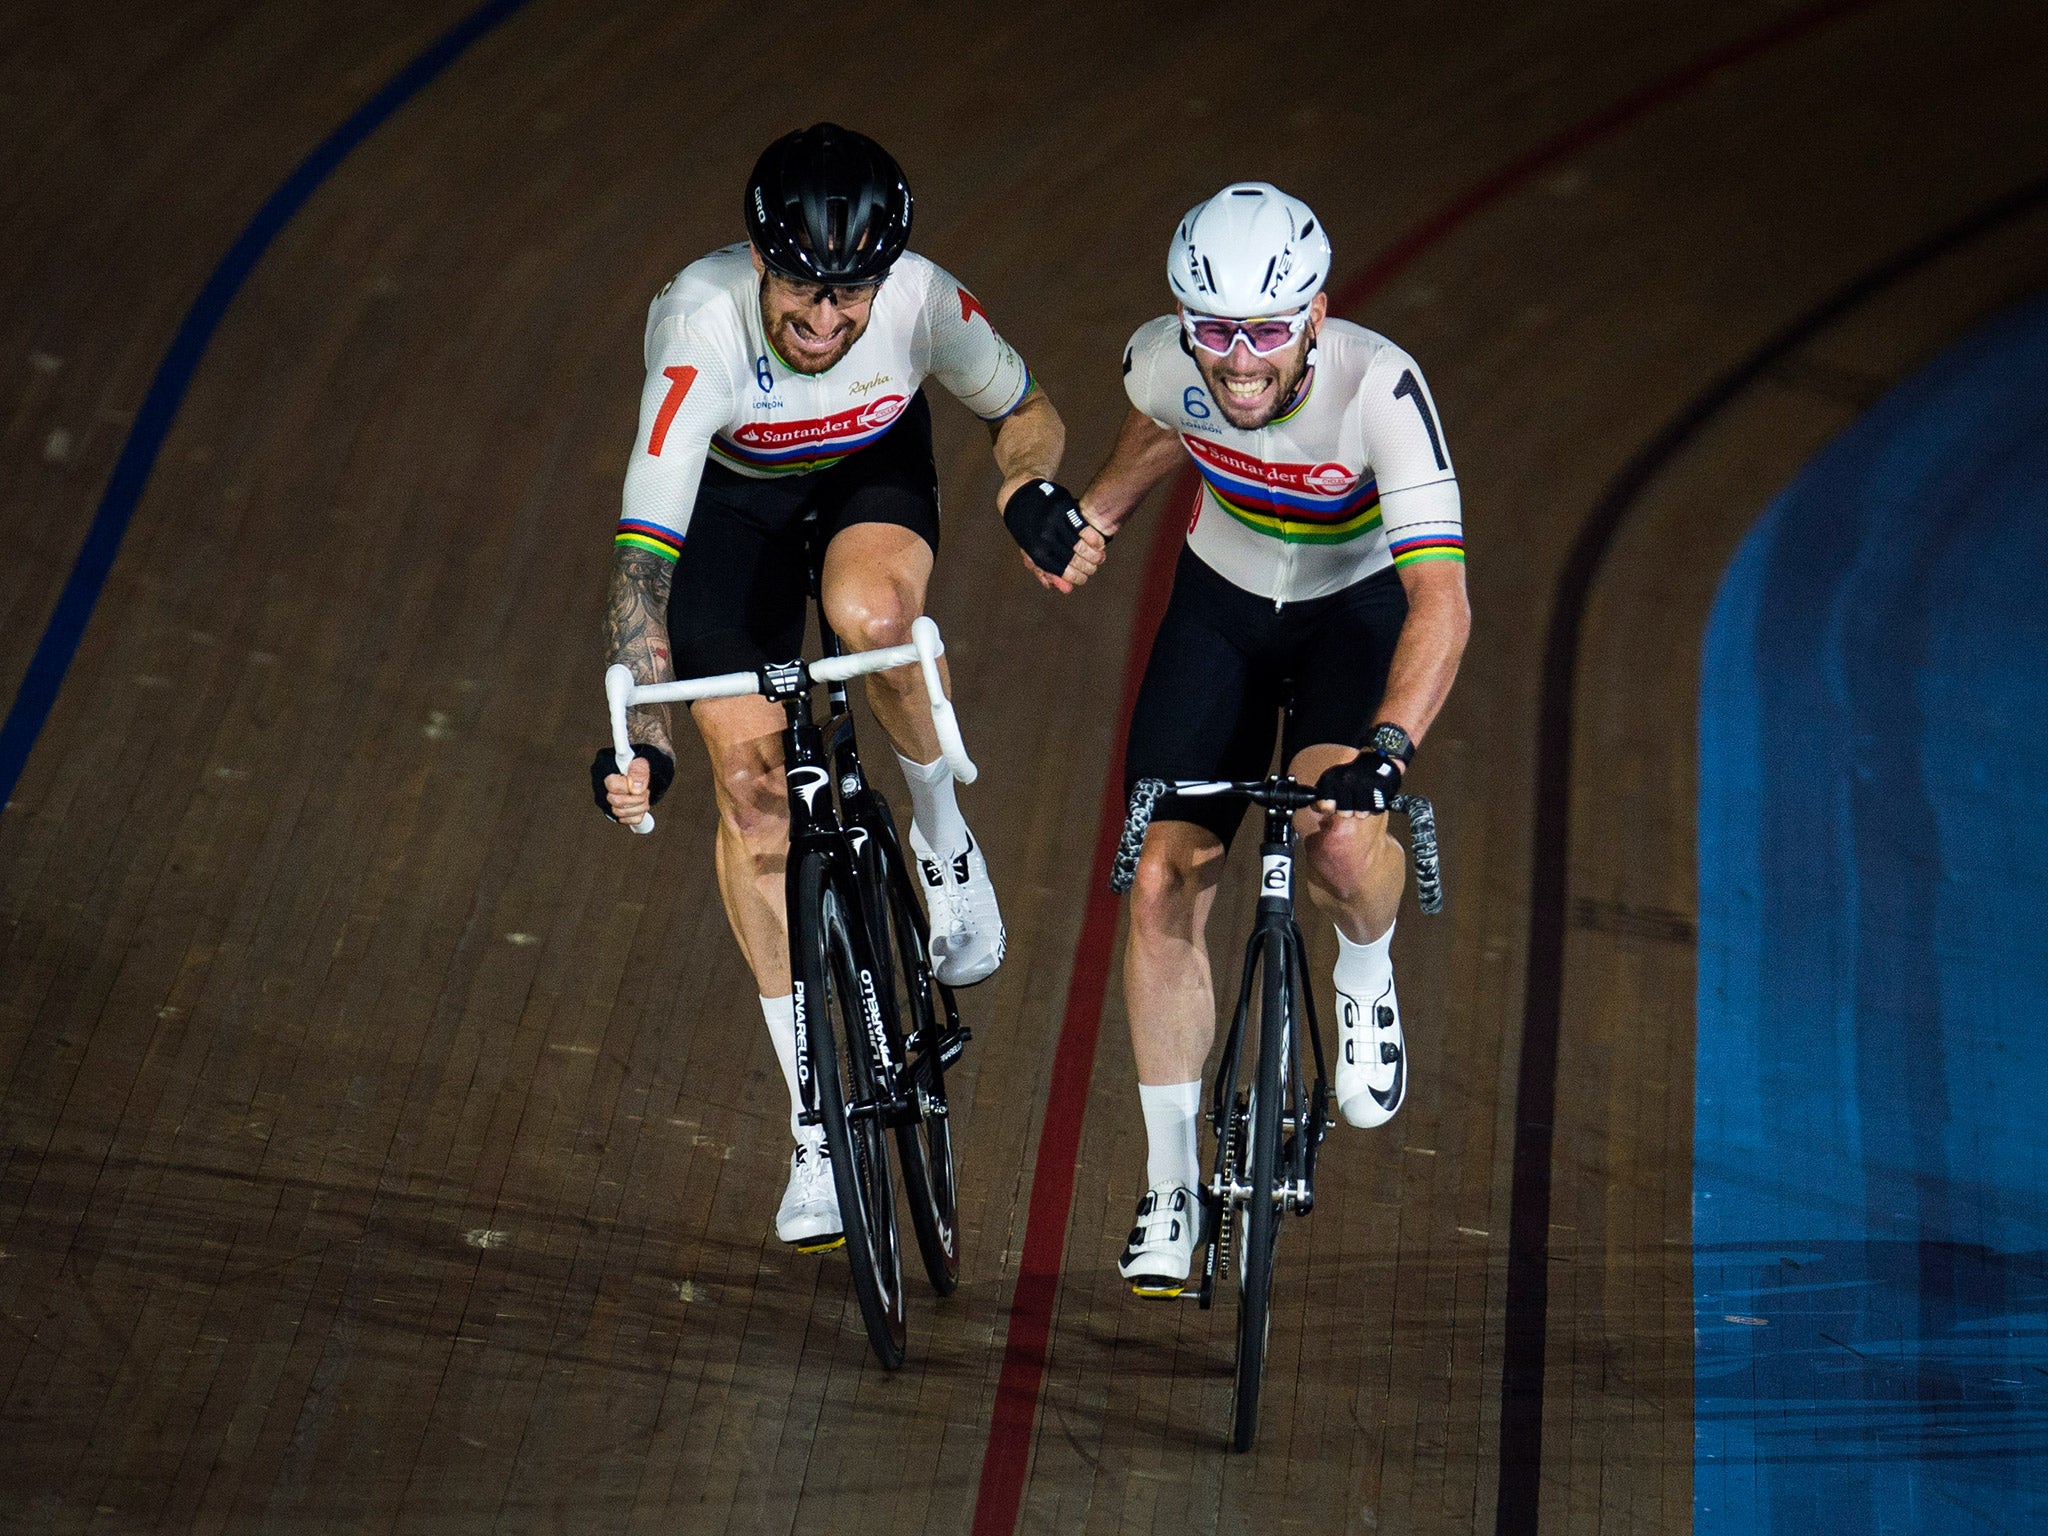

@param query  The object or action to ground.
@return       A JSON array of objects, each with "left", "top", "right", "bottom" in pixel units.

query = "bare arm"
[
  {"left": 1377, "top": 558, "right": 1470, "bottom": 747},
  {"left": 604, "top": 546, "right": 677, "bottom": 758},
  {"left": 1079, "top": 407, "right": 1185, "bottom": 536},
  {"left": 989, "top": 383, "right": 1067, "bottom": 507}
]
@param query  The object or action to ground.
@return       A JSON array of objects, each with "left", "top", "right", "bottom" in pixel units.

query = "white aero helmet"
[{"left": 1168, "top": 181, "right": 1332, "bottom": 318}]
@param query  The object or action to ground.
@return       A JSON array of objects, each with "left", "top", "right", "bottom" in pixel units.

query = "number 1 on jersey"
[
  {"left": 647, "top": 365, "right": 698, "bottom": 455},
  {"left": 1393, "top": 368, "right": 1447, "bottom": 471}
]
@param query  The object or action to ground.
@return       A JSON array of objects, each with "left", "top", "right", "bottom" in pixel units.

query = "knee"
[
  {"left": 1128, "top": 845, "right": 1208, "bottom": 943},
  {"left": 714, "top": 763, "right": 789, "bottom": 859},
  {"left": 1305, "top": 816, "right": 1387, "bottom": 899},
  {"left": 830, "top": 588, "right": 916, "bottom": 654}
]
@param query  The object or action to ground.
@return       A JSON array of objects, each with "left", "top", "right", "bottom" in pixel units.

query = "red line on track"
[
  {"left": 970, "top": 469, "right": 1191, "bottom": 1535},
  {"left": 969, "top": 3, "right": 1875, "bottom": 1525}
]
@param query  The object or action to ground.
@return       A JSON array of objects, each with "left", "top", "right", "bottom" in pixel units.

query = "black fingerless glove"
[
  {"left": 1314, "top": 750, "right": 1403, "bottom": 814},
  {"left": 590, "top": 743, "right": 675, "bottom": 821},
  {"left": 1003, "top": 477, "right": 1089, "bottom": 575}
]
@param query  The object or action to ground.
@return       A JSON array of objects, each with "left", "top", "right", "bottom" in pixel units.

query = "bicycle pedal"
[
  {"left": 1128, "top": 1280, "right": 1189, "bottom": 1300},
  {"left": 795, "top": 1233, "right": 846, "bottom": 1255}
]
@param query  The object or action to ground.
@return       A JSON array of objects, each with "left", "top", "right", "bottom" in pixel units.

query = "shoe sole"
[{"left": 1338, "top": 1092, "right": 1402, "bottom": 1129}]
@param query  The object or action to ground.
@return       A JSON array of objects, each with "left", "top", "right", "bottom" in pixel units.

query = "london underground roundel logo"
[
  {"left": 858, "top": 396, "right": 906, "bottom": 431},
  {"left": 1305, "top": 462, "right": 1357, "bottom": 496}
]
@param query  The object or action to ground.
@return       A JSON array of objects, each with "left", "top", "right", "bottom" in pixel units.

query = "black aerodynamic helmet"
[{"left": 743, "top": 123, "right": 913, "bottom": 285}]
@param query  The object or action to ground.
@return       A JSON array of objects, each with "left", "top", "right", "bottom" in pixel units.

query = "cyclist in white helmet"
[{"left": 1044, "top": 181, "right": 1470, "bottom": 1295}]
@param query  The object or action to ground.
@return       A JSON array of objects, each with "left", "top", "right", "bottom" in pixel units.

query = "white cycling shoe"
[
  {"left": 909, "top": 823, "right": 1006, "bottom": 987},
  {"left": 1118, "top": 1183, "right": 1203, "bottom": 1298},
  {"left": 775, "top": 1133, "right": 843, "bottom": 1252},
  {"left": 1335, "top": 971, "right": 1407, "bottom": 1129}
]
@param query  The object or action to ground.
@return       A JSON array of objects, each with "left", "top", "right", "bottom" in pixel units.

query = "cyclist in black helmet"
[{"left": 594, "top": 124, "right": 1097, "bottom": 1251}]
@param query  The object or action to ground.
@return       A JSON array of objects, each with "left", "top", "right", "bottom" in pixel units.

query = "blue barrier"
[{"left": 1697, "top": 295, "right": 2048, "bottom": 1531}]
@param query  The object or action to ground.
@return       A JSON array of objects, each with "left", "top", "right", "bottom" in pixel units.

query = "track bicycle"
[
  {"left": 604, "top": 579, "right": 973, "bottom": 1370},
  {"left": 1110, "top": 772, "right": 1442, "bottom": 1450}
]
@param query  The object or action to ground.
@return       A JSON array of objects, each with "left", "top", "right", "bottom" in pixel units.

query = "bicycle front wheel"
[
  {"left": 1232, "top": 927, "right": 1289, "bottom": 1452},
  {"left": 795, "top": 849, "right": 907, "bottom": 1368},
  {"left": 856, "top": 808, "right": 960, "bottom": 1297}
]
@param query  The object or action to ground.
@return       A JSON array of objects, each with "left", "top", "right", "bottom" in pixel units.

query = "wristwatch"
[{"left": 1370, "top": 722, "right": 1415, "bottom": 765}]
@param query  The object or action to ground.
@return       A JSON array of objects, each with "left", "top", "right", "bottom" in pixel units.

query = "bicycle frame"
[
  {"left": 1108, "top": 773, "right": 1443, "bottom": 1314},
  {"left": 1194, "top": 785, "right": 1333, "bottom": 1307}
]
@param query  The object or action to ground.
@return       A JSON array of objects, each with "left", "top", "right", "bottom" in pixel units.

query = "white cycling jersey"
[
  {"left": 617, "top": 245, "right": 1032, "bottom": 561},
  {"left": 1123, "top": 315, "right": 1465, "bottom": 605}
]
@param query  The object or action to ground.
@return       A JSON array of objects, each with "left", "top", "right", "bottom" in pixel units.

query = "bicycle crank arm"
[{"left": 845, "top": 1096, "right": 924, "bottom": 1130}]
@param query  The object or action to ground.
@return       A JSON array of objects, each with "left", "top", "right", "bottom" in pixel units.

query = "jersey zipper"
[{"left": 1268, "top": 436, "right": 1291, "bottom": 610}]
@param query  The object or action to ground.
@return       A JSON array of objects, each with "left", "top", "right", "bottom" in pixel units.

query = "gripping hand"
[
  {"left": 1003, "top": 478, "right": 1090, "bottom": 576},
  {"left": 590, "top": 743, "right": 675, "bottom": 822},
  {"left": 1314, "top": 749, "right": 1403, "bottom": 816}
]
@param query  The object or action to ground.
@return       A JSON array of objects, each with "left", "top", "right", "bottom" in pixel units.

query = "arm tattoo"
[{"left": 605, "top": 547, "right": 677, "bottom": 756}]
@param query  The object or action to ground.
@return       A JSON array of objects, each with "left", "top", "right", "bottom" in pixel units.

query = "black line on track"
[
  {"left": 0, "top": 0, "right": 531, "bottom": 807},
  {"left": 1494, "top": 169, "right": 2048, "bottom": 1534}
]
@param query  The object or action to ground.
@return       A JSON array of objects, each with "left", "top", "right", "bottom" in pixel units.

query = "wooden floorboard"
[{"left": 6, "top": 0, "right": 2048, "bottom": 1530}]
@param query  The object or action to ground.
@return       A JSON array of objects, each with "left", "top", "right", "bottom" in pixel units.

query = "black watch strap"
[{"left": 1370, "top": 722, "right": 1415, "bottom": 765}]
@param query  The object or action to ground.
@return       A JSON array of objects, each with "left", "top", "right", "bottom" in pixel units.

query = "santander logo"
[
  {"left": 1186, "top": 436, "right": 1360, "bottom": 498},
  {"left": 731, "top": 394, "right": 906, "bottom": 449}
]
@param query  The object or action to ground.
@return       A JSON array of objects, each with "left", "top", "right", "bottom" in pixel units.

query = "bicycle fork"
[{"left": 1195, "top": 814, "right": 1332, "bottom": 1305}]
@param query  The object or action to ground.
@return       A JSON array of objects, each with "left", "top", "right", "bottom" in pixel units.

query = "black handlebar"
[{"left": 1109, "top": 777, "right": 1444, "bottom": 915}]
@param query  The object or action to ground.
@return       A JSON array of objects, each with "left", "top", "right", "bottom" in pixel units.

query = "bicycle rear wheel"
[
  {"left": 1231, "top": 928, "right": 1289, "bottom": 1451},
  {"left": 795, "top": 849, "right": 907, "bottom": 1368},
  {"left": 856, "top": 807, "right": 960, "bottom": 1296}
]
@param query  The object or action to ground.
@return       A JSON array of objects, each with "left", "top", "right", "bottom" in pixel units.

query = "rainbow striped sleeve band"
[
  {"left": 615, "top": 519, "right": 684, "bottom": 562},
  {"left": 1389, "top": 532, "right": 1466, "bottom": 566}
]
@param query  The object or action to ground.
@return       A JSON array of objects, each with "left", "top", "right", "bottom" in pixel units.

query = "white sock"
[
  {"left": 761, "top": 994, "right": 807, "bottom": 1140},
  {"left": 1334, "top": 920, "right": 1395, "bottom": 997},
  {"left": 1139, "top": 1079, "right": 1203, "bottom": 1192},
  {"left": 897, "top": 751, "right": 968, "bottom": 857}
]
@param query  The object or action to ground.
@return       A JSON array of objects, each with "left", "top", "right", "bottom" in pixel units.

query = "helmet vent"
[
  {"left": 1167, "top": 182, "right": 1330, "bottom": 317},
  {"left": 743, "top": 123, "right": 912, "bottom": 283}
]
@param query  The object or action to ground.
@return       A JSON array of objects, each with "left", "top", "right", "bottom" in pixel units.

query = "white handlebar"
[
  {"left": 602, "top": 619, "right": 977, "bottom": 837},
  {"left": 605, "top": 664, "right": 658, "bottom": 834},
  {"left": 911, "top": 616, "right": 977, "bottom": 785}
]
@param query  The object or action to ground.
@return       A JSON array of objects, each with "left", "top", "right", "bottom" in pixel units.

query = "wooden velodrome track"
[{"left": 5, "top": 2, "right": 2047, "bottom": 1530}]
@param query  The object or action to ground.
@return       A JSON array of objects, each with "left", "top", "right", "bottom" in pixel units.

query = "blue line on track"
[
  {"left": 0, "top": 0, "right": 531, "bottom": 808},
  {"left": 1697, "top": 294, "right": 2048, "bottom": 1532}
]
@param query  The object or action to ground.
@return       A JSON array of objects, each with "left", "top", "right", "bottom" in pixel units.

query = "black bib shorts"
[
  {"left": 1123, "top": 545, "right": 1410, "bottom": 849},
  {"left": 666, "top": 388, "right": 942, "bottom": 677}
]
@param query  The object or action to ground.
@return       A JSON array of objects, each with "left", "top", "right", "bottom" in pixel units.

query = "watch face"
[{"left": 1373, "top": 724, "right": 1413, "bottom": 762}]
